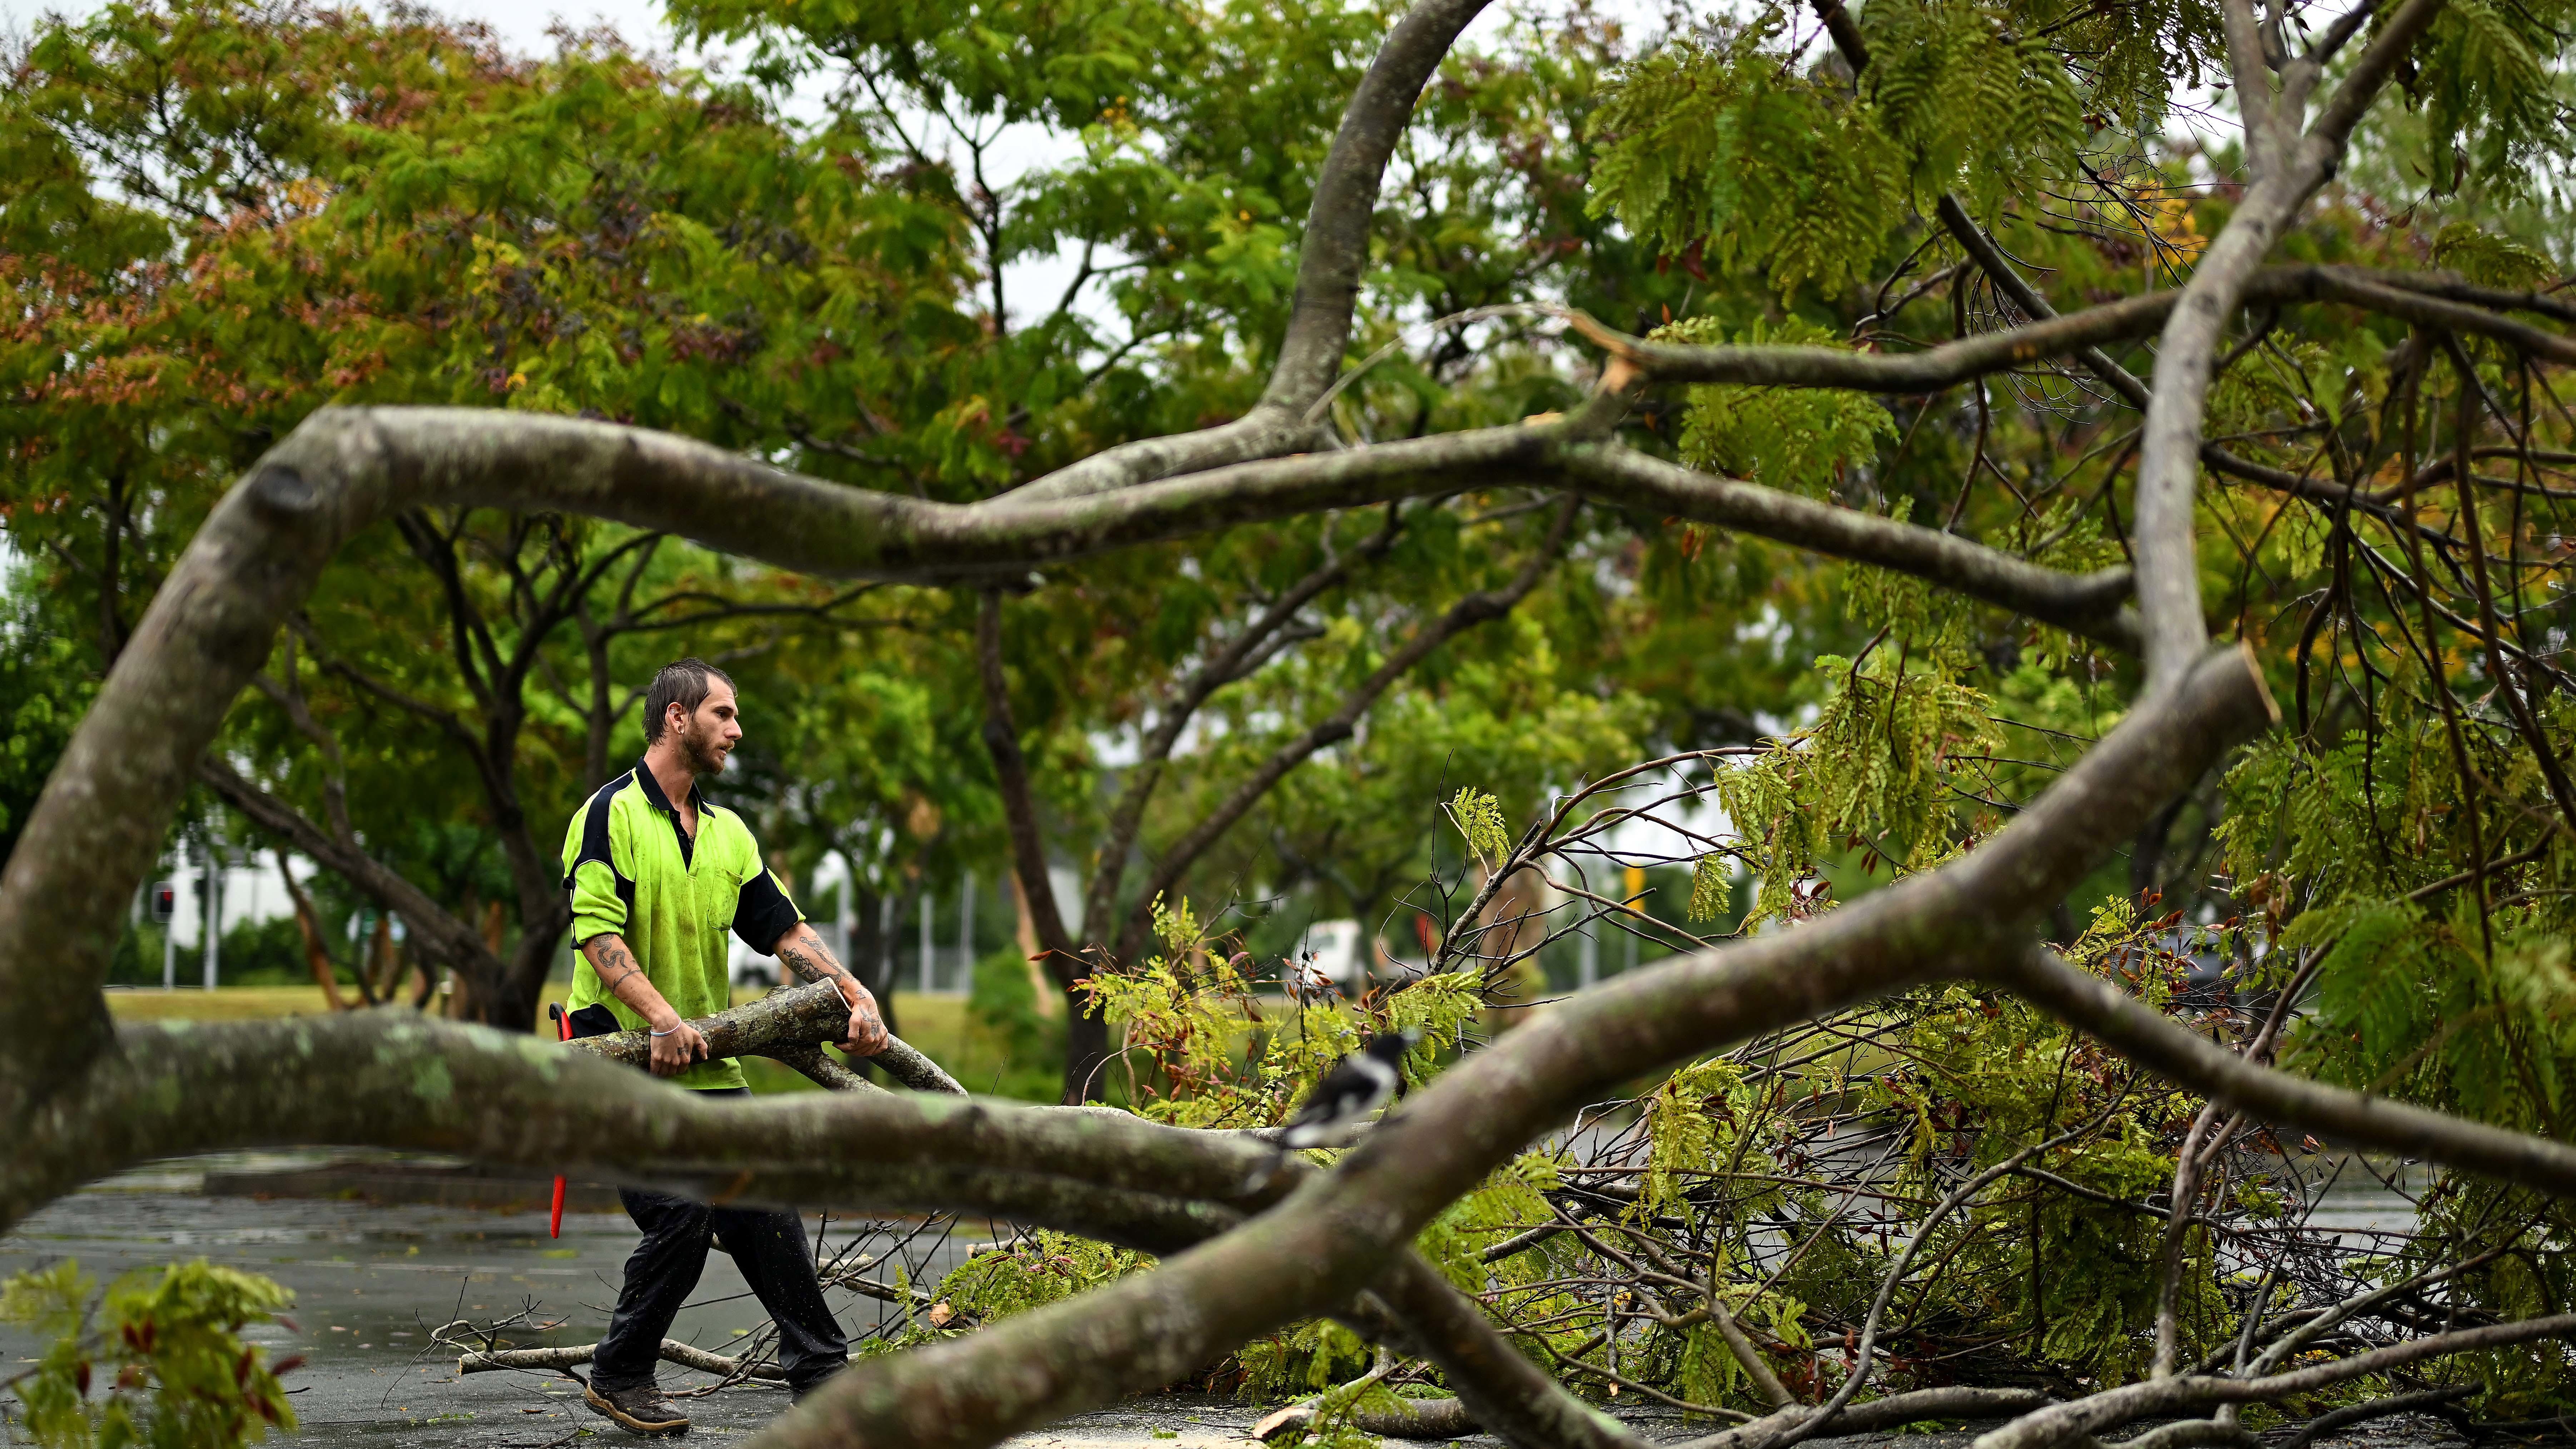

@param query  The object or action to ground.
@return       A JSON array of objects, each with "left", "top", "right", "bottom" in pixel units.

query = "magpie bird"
[{"left": 1278, "top": 1030, "right": 1419, "bottom": 1149}]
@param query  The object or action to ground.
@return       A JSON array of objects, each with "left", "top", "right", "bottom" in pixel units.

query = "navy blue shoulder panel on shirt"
[
  {"left": 565, "top": 771, "right": 638, "bottom": 920},
  {"left": 731, "top": 865, "right": 801, "bottom": 953}
]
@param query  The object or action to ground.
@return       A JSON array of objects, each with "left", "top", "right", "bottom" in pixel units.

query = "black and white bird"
[{"left": 1278, "top": 1030, "right": 1419, "bottom": 1149}]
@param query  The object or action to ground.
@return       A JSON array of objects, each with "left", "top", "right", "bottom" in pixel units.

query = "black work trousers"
[{"left": 589, "top": 1089, "right": 848, "bottom": 1395}]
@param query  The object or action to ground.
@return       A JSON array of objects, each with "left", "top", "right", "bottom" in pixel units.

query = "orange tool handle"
[{"left": 548, "top": 1003, "right": 571, "bottom": 1239}]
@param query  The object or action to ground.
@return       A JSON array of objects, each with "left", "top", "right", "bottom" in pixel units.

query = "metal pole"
[
  {"left": 918, "top": 888, "right": 935, "bottom": 995},
  {"left": 957, "top": 873, "right": 976, "bottom": 991},
  {"left": 1578, "top": 925, "right": 1598, "bottom": 990},
  {"left": 836, "top": 852, "right": 857, "bottom": 967},
  {"left": 878, "top": 890, "right": 894, "bottom": 989},
  {"left": 203, "top": 848, "right": 221, "bottom": 990},
  {"left": 161, "top": 857, "right": 177, "bottom": 991},
  {"left": 1622, "top": 863, "right": 1643, "bottom": 976}
]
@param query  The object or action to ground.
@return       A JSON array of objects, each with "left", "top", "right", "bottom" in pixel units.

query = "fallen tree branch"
[
  {"left": 1002, "top": 0, "right": 1494, "bottom": 503},
  {"left": 1558, "top": 445, "right": 2137, "bottom": 648},
  {"left": 2275, "top": 1386, "right": 2475, "bottom": 1449},
  {"left": 1252, "top": 1396, "right": 1481, "bottom": 1442},
  {"left": 457, "top": 1338, "right": 786, "bottom": 1381},
  {"left": 1969, "top": 1311, "right": 2576, "bottom": 1449},
  {"left": 1676, "top": 1388, "right": 2057, "bottom": 1449},
  {"left": 1986, "top": 944, "right": 2576, "bottom": 1194},
  {"left": 765, "top": 1043, "right": 888, "bottom": 1095},
  {"left": 4, "top": 1017, "right": 1272, "bottom": 1233},
  {"left": 562, "top": 981, "right": 967, "bottom": 1096}
]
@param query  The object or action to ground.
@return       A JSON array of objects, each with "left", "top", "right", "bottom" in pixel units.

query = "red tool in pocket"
[{"left": 548, "top": 1002, "right": 572, "bottom": 1239}]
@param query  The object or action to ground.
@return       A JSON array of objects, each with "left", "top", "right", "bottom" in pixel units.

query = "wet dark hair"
[{"left": 642, "top": 658, "right": 735, "bottom": 744}]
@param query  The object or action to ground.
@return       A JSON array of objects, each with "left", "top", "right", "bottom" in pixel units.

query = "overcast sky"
[{"left": 2, "top": 0, "right": 679, "bottom": 59}]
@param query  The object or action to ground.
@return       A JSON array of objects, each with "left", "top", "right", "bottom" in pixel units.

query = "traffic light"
[{"left": 150, "top": 881, "right": 177, "bottom": 925}]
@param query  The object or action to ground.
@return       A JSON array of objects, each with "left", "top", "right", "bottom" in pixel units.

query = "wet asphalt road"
[{"left": 0, "top": 1153, "right": 1001, "bottom": 1446}]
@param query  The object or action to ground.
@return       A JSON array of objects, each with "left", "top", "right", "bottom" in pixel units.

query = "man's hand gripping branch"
[
  {"left": 774, "top": 920, "right": 891, "bottom": 1058},
  {"left": 579, "top": 934, "right": 711, "bottom": 1077}
]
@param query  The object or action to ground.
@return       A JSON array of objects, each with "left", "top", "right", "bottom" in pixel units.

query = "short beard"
[{"left": 676, "top": 719, "right": 728, "bottom": 777}]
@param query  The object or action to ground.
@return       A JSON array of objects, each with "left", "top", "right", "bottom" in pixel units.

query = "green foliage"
[
  {"left": 967, "top": 945, "right": 1064, "bottom": 1098},
  {"left": 1656, "top": 317, "right": 1896, "bottom": 498},
  {"left": 2432, "top": 219, "right": 2559, "bottom": 288},
  {"left": 922, "top": 1231, "right": 1154, "bottom": 1332},
  {"left": 1587, "top": 23, "right": 1903, "bottom": 297},
  {"left": 1589, "top": 0, "right": 2108, "bottom": 298},
  {"left": 1081, "top": 898, "right": 1484, "bottom": 1128},
  {"left": 1854, "top": 0, "right": 2085, "bottom": 212},
  {"left": 0, "top": 618, "right": 98, "bottom": 869},
  {"left": 1686, "top": 855, "right": 1732, "bottom": 924},
  {"left": 2215, "top": 683, "right": 2576, "bottom": 1147},
  {"left": 1717, "top": 653, "right": 2000, "bottom": 927},
  {"left": 2412, "top": 0, "right": 2576, "bottom": 197},
  {"left": 2, "top": 1261, "right": 297, "bottom": 1449},
  {"left": 1446, "top": 787, "right": 1510, "bottom": 868},
  {"left": 1640, "top": 1059, "right": 1753, "bottom": 1222}
]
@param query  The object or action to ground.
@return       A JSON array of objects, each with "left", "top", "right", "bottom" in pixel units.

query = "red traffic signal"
[{"left": 150, "top": 882, "right": 177, "bottom": 924}]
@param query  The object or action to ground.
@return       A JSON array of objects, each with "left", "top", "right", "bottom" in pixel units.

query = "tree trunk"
[
  {"left": 1064, "top": 1008, "right": 1115, "bottom": 1104},
  {"left": 276, "top": 849, "right": 348, "bottom": 1012},
  {"left": 362, "top": 913, "right": 397, "bottom": 1004},
  {"left": 973, "top": 592, "right": 1096, "bottom": 1102},
  {"left": 848, "top": 879, "right": 903, "bottom": 1043},
  {"left": 1007, "top": 872, "right": 1063, "bottom": 1019},
  {"left": 2129, "top": 796, "right": 2188, "bottom": 900}
]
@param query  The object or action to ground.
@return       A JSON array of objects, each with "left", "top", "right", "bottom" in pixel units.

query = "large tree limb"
[
  {"left": 3, "top": 1013, "right": 1274, "bottom": 1236},
  {"left": 1003, "top": 0, "right": 1494, "bottom": 503},
  {"left": 1581, "top": 265, "right": 2568, "bottom": 395},
  {"left": 1986, "top": 944, "right": 2576, "bottom": 1193},
  {"left": 1558, "top": 447, "right": 2139, "bottom": 648},
  {"left": 2129, "top": 0, "right": 2451, "bottom": 683}
]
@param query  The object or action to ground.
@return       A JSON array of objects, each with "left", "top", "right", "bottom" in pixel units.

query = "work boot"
[{"left": 585, "top": 1381, "right": 690, "bottom": 1437}]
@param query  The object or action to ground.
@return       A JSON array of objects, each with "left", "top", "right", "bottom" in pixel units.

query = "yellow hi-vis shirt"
[{"left": 561, "top": 762, "right": 803, "bottom": 1090}]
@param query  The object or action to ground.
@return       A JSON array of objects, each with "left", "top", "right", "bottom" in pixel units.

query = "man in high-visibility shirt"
[{"left": 560, "top": 657, "right": 889, "bottom": 1436}]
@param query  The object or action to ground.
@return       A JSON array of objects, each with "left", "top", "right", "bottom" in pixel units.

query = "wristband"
[{"left": 650, "top": 1024, "right": 683, "bottom": 1037}]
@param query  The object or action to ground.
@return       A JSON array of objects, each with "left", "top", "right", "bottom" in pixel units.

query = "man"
[{"left": 560, "top": 657, "right": 890, "bottom": 1436}]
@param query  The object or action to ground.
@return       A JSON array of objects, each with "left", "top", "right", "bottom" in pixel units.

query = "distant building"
[{"left": 1295, "top": 919, "right": 1368, "bottom": 993}]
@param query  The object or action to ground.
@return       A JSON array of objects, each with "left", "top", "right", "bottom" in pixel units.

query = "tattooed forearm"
[
  {"left": 777, "top": 927, "right": 853, "bottom": 986},
  {"left": 777, "top": 921, "right": 887, "bottom": 1052},
  {"left": 592, "top": 941, "right": 641, "bottom": 990},
  {"left": 580, "top": 931, "right": 682, "bottom": 1027}
]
